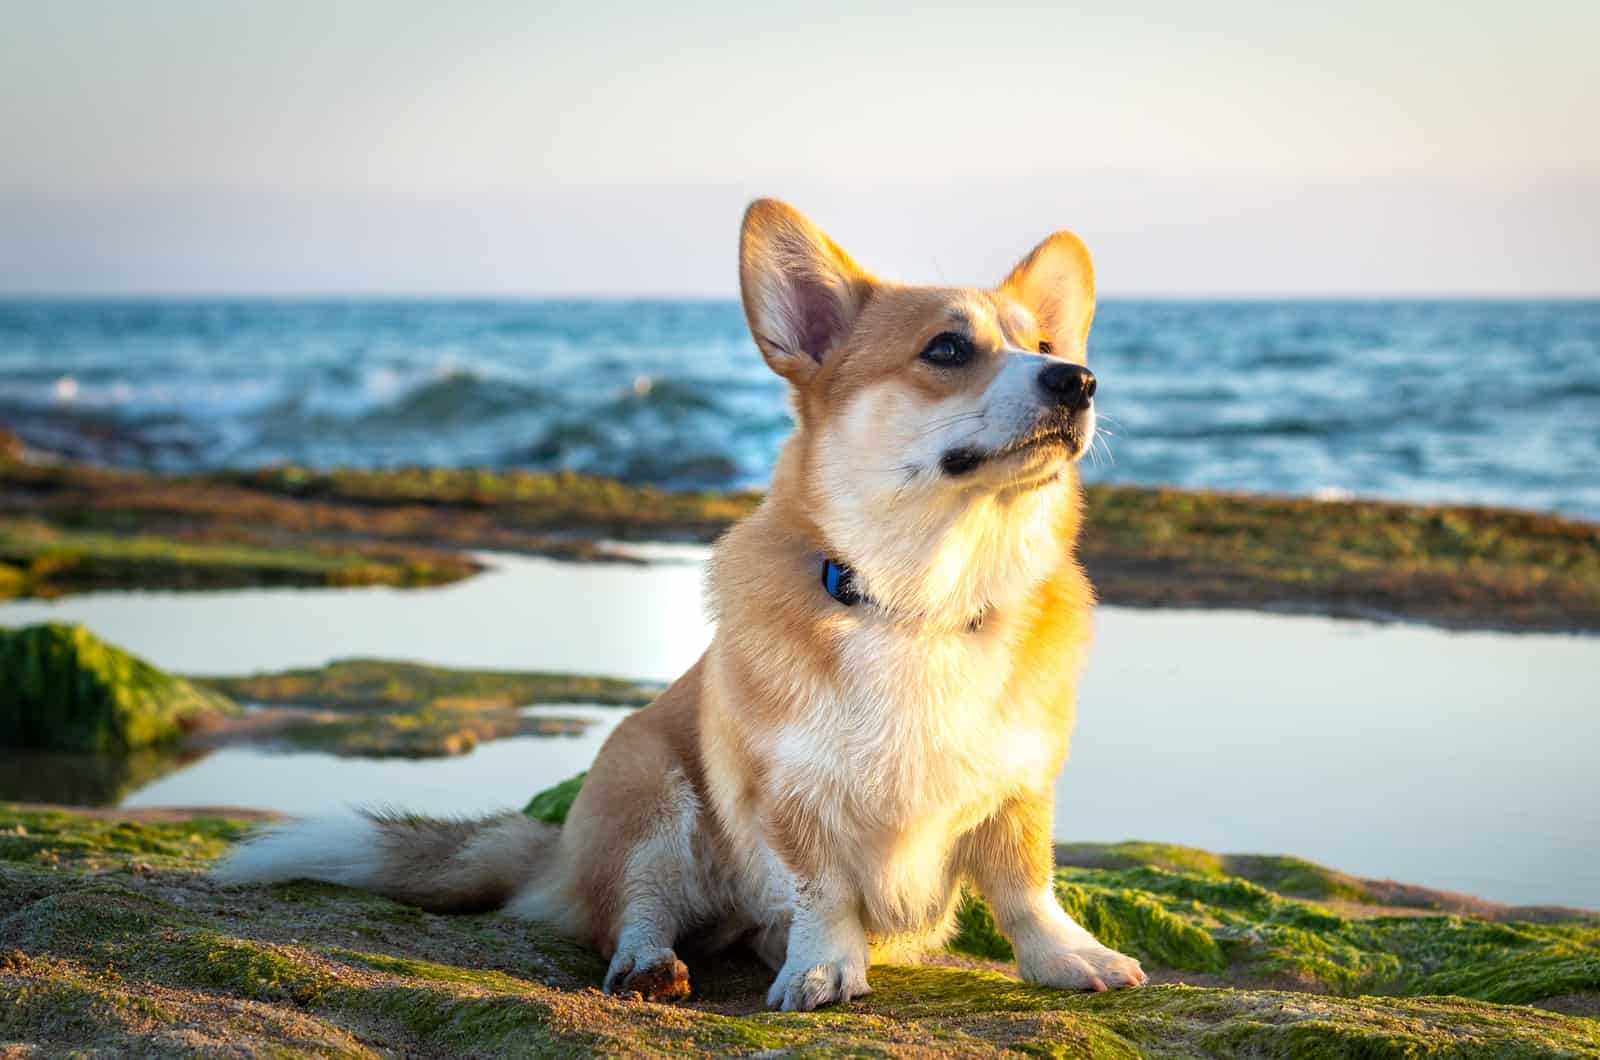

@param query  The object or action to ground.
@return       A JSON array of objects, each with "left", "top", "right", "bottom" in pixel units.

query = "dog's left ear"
[
  {"left": 740, "top": 199, "right": 875, "bottom": 386},
  {"left": 1001, "top": 231, "right": 1096, "bottom": 360}
]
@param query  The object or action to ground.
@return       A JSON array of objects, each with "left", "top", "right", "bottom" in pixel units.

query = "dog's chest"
[{"left": 771, "top": 618, "right": 1062, "bottom": 825}]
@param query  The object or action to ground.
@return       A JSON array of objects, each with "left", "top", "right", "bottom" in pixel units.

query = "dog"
[{"left": 216, "top": 199, "right": 1146, "bottom": 1011}]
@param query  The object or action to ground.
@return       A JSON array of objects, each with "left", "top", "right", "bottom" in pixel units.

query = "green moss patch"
[
  {"left": 2, "top": 797, "right": 1598, "bottom": 1054},
  {"left": 523, "top": 772, "right": 586, "bottom": 824},
  {"left": 1079, "top": 483, "right": 1600, "bottom": 632},
  {"left": 0, "top": 623, "right": 238, "bottom": 752},
  {"left": 198, "top": 658, "right": 653, "bottom": 712},
  {"left": 1055, "top": 840, "right": 1590, "bottom": 922},
  {"left": 224, "top": 464, "right": 759, "bottom": 536},
  {"left": 189, "top": 659, "right": 652, "bottom": 758},
  {"left": 0, "top": 806, "right": 250, "bottom": 869},
  {"left": 0, "top": 516, "right": 477, "bottom": 599}
]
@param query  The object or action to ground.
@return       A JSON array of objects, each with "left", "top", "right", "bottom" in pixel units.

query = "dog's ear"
[
  {"left": 740, "top": 200, "right": 874, "bottom": 385},
  {"left": 1000, "top": 231, "right": 1096, "bottom": 360}
]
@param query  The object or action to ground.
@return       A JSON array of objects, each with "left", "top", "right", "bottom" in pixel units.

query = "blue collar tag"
[
  {"left": 821, "top": 557, "right": 863, "bottom": 606},
  {"left": 820, "top": 555, "right": 985, "bottom": 631}
]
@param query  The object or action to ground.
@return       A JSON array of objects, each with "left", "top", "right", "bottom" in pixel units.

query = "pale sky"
[{"left": 1, "top": 0, "right": 1596, "bottom": 296}]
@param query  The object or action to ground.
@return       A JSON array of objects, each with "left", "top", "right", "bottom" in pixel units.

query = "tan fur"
[
  {"left": 361, "top": 813, "right": 559, "bottom": 914},
  {"left": 218, "top": 199, "right": 1144, "bottom": 1009}
]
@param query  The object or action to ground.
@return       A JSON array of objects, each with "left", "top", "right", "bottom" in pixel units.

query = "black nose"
[{"left": 1038, "top": 362, "right": 1096, "bottom": 409}]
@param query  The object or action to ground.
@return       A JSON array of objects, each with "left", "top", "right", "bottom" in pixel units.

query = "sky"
[{"left": 1, "top": 0, "right": 1596, "bottom": 296}]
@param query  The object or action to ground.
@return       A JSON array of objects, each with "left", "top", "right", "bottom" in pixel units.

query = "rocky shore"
[
  {"left": 0, "top": 791, "right": 1595, "bottom": 1057},
  {"left": 3, "top": 454, "right": 1597, "bottom": 633}
]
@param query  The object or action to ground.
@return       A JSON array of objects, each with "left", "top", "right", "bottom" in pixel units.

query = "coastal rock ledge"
[{"left": 0, "top": 795, "right": 1595, "bottom": 1057}]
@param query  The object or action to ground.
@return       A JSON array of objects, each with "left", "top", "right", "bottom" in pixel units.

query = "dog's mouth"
[{"left": 938, "top": 409, "right": 1093, "bottom": 479}]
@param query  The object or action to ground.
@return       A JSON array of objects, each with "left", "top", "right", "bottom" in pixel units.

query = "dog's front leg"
[
  {"left": 765, "top": 866, "right": 871, "bottom": 1012},
  {"left": 959, "top": 792, "right": 1146, "bottom": 991}
]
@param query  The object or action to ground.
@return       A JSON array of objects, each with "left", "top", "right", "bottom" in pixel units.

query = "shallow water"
[
  {"left": 2, "top": 552, "right": 1596, "bottom": 907},
  {"left": 120, "top": 705, "right": 627, "bottom": 818},
  {"left": 4, "top": 299, "right": 1599, "bottom": 516}
]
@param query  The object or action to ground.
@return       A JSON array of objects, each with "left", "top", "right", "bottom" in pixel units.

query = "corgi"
[{"left": 216, "top": 199, "right": 1146, "bottom": 1010}]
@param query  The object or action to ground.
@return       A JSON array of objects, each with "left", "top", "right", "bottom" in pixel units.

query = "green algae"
[
  {"left": 950, "top": 891, "right": 1016, "bottom": 961},
  {"left": 1035, "top": 863, "right": 1600, "bottom": 1001},
  {"left": 1054, "top": 841, "right": 1592, "bottom": 923},
  {"left": 1054, "top": 879, "right": 1228, "bottom": 974},
  {"left": 344, "top": 984, "right": 574, "bottom": 1056},
  {"left": 947, "top": 882, "right": 1228, "bottom": 974},
  {"left": 1056, "top": 841, "right": 1371, "bottom": 905},
  {"left": 224, "top": 464, "right": 760, "bottom": 537},
  {"left": 336, "top": 949, "right": 545, "bottom": 993},
  {"left": 1075, "top": 985, "right": 1600, "bottom": 1060},
  {"left": 0, "top": 805, "right": 251, "bottom": 868},
  {"left": 266, "top": 704, "right": 530, "bottom": 759},
  {"left": 520, "top": 775, "right": 1600, "bottom": 1009},
  {"left": 0, "top": 516, "right": 476, "bottom": 599},
  {"left": 198, "top": 658, "right": 654, "bottom": 712},
  {"left": 523, "top": 771, "right": 587, "bottom": 824},
  {"left": 0, "top": 623, "right": 238, "bottom": 753},
  {"left": 3, "top": 802, "right": 1600, "bottom": 1056},
  {"left": 0, "top": 953, "right": 179, "bottom": 1042},
  {"left": 1079, "top": 483, "right": 1600, "bottom": 632},
  {"left": 1, "top": 890, "right": 174, "bottom": 955},
  {"left": 188, "top": 658, "right": 653, "bottom": 758},
  {"left": 170, "top": 934, "right": 338, "bottom": 1005}
]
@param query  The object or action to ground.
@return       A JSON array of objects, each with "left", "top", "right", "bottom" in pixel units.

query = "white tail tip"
[{"left": 212, "top": 814, "right": 384, "bottom": 888}]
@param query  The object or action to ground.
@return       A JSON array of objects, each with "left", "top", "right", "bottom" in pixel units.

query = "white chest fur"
[{"left": 760, "top": 611, "right": 1065, "bottom": 934}]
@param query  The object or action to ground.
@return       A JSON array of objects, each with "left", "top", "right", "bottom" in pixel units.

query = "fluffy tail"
[{"left": 212, "top": 810, "right": 558, "bottom": 914}]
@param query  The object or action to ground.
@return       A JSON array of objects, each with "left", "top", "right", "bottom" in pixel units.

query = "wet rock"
[{"left": 0, "top": 623, "right": 237, "bottom": 753}]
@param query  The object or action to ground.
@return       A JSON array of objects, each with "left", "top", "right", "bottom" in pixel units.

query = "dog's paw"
[
  {"left": 766, "top": 954, "right": 871, "bottom": 1012},
  {"left": 603, "top": 945, "right": 691, "bottom": 1003},
  {"left": 1019, "top": 944, "right": 1147, "bottom": 992}
]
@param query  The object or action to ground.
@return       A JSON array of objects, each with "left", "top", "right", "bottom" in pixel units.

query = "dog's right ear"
[{"left": 739, "top": 200, "right": 874, "bottom": 386}]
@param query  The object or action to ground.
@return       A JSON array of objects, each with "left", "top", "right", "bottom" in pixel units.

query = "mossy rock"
[
  {"left": 1, "top": 802, "right": 1598, "bottom": 1056},
  {"left": 538, "top": 773, "right": 1600, "bottom": 1008},
  {"left": 0, "top": 623, "right": 238, "bottom": 753},
  {"left": 0, "top": 516, "right": 481, "bottom": 598},
  {"left": 7, "top": 455, "right": 1597, "bottom": 630},
  {"left": 197, "top": 658, "right": 654, "bottom": 712}
]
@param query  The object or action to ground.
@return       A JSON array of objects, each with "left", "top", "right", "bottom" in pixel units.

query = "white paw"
[
  {"left": 766, "top": 954, "right": 871, "bottom": 1012},
  {"left": 603, "top": 944, "right": 691, "bottom": 1002},
  {"left": 1019, "top": 943, "right": 1147, "bottom": 992}
]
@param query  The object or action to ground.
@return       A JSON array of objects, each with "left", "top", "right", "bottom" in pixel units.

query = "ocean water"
[
  {"left": 2, "top": 552, "right": 1595, "bottom": 907},
  {"left": 1, "top": 299, "right": 1597, "bottom": 516}
]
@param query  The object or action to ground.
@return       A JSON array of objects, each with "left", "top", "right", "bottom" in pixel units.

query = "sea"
[{"left": 2, "top": 299, "right": 1597, "bottom": 517}]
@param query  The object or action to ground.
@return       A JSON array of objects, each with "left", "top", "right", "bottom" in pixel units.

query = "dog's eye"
[
  {"left": 1038, "top": 340, "right": 1053, "bottom": 355},
  {"left": 920, "top": 332, "right": 975, "bottom": 367}
]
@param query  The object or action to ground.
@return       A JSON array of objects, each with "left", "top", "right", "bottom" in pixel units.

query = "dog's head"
[
  {"left": 739, "top": 199, "right": 1098, "bottom": 620},
  {"left": 741, "top": 198, "right": 1096, "bottom": 501}
]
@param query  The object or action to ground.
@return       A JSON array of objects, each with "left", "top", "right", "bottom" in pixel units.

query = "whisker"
[
  {"left": 921, "top": 410, "right": 984, "bottom": 434},
  {"left": 890, "top": 465, "right": 919, "bottom": 506}
]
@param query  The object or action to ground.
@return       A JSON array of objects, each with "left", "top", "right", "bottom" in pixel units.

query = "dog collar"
[
  {"left": 820, "top": 556, "right": 986, "bottom": 631},
  {"left": 821, "top": 557, "right": 864, "bottom": 606}
]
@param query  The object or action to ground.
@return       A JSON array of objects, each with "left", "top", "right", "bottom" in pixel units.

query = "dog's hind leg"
[
  {"left": 508, "top": 691, "right": 716, "bottom": 1003},
  {"left": 603, "top": 881, "right": 692, "bottom": 1001},
  {"left": 598, "top": 767, "right": 703, "bottom": 1002}
]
